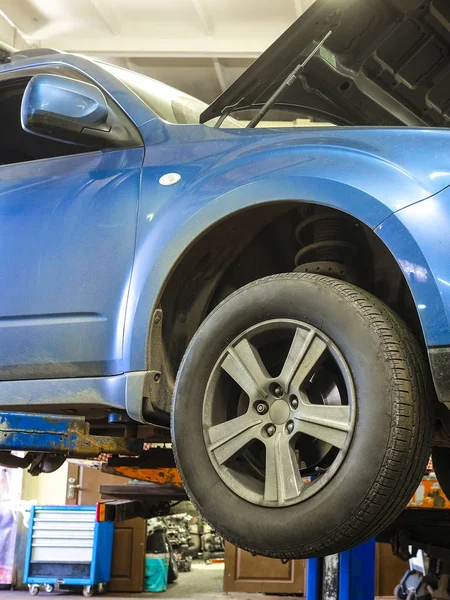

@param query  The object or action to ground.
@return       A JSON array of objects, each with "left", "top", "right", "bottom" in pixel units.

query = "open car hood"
[{"left": 201, "top": 0, "right": 450, "bottom": 127}]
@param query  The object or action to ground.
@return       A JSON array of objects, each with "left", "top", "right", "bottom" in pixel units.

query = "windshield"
[{"left": 98, "top": 62, "right": 241, "bottom": 128}]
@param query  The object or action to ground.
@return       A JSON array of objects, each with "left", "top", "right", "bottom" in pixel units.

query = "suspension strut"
[{"left": 294, "top": 209, "right": 359, "bottom": 283}]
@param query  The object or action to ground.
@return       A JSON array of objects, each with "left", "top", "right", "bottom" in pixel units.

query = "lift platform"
[
  {"left": 0, "top": 411, "right": 143, "bottom": 459},
  {"left": 0, "top": 410, "right": 169, "bottom": 473}
]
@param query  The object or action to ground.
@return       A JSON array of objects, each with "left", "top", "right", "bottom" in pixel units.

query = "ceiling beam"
[
  {"left": 293, "top": 0, "right": 303, "bottom": 18},
  {"left": 293, "top": 0, "right": 315, "bottom": 18},
  {"left": 0, "top": 8, "right": 30, "bottom": 49},
  {"left": 124, "top": 58, "right": 135, "bottom": 71},
  {"left": 0, "top": 0, "right": 46, "bottom": 36},
  {"left": 191, "top": 0, "right": 214, "bottom": 36},
  {"left": 39, "top": 35, "right": 267, "bottom": 59},
  {"left": 212, "top": 58, "right": 226, "bottom": 92},
  {"left": 89, "top": 0, "right": 121, "bottom": 36}
]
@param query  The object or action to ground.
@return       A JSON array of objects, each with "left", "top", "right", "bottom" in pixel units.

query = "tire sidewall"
[{"left": 173, "top": 275, "right": 400, "bottom": 555}]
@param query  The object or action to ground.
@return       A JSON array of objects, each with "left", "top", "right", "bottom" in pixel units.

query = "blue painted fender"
[
  {"left": 123, "top": 121, "right": 450, "bottom": 371},
  {"left": 376, "top": 187, "right": 450, "bottom": 349}
]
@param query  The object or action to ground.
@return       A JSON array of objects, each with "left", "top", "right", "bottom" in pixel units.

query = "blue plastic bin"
[{"left": 144, "top": 554, "right": 169, "bottom": 592}]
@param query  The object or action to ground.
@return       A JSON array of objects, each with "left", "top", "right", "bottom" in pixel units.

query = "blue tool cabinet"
[{"left": 24, "top": 505, "right": 114, "bottom": 597}]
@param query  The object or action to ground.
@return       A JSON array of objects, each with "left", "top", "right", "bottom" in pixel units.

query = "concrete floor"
[
  {"left": 147, "top": 561, "right": 230, "bottom": 599},
  {"left": 0, "top": 562, "right": 301, "bottom": 600},
  {"left": 0, "top": 562, "right": 396, "bottom": 599}
]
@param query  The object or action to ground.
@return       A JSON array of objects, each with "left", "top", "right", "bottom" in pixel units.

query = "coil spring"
[{"left": 294, "top": 212, "right": 358, "bottom": 268}]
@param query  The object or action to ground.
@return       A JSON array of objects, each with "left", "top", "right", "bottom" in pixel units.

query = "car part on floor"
[
  {"left": 201, "top": 523, "right": 225, "bottom": 564},
  {"left": 172, "top": 273, "right": 434, "bottom": 559},
  {"left": 379, "top": 509, "right": 450, "bottom": 600},
  {"left": 393, "top": 552, "right": 449, "bottom": 600},
  {"left": 146, "top": 522, "right": 178, "bottom": 583},
  {"left": 146, "top": 516, "right": 197, "bottom": 581},
  {"left": 432, "top": 447, "right": 450, "bottom": 503}
]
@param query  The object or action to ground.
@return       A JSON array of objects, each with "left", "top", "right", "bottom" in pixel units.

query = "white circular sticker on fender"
[{"left": 159, "top": 173, "right": 182, "bottom": 186}]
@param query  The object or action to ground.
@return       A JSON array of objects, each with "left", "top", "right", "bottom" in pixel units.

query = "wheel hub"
[
  {"left": 269, "top": 398, "right": 290, "bottom": 425},
  {"left": 203, "top": 318, "right": 355, "bottom": 507}
]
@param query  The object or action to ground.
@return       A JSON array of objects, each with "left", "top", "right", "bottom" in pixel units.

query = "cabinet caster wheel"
[
  {"left": 394, "top": 584, "right": 409, "bottom": 600},
  {"left": 29, "top": 585, "right": 40, "bottom": 596},
  {"left": 83, "top": 586, "right": 94, "bottom": 597},
  {"left": 44, "top": 585, "right": 54, "bottom": 594}
]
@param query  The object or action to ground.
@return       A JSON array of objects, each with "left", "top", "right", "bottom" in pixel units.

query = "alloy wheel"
[{"left": 203, "top": 319, "right": 356, "bottom": 507}]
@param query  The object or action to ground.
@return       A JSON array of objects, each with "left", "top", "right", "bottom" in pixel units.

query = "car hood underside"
[{"left": 201, "top": 0, "right": 450, "bottom": 127}]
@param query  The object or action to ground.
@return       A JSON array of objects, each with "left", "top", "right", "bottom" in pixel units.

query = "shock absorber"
[{"left": 294, "top": 209, "right": 358, "bottom": 283}]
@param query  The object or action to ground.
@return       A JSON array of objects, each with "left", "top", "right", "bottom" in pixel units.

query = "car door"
[{"left": 0, "top": 68, "right": 144, "bottom": 380}]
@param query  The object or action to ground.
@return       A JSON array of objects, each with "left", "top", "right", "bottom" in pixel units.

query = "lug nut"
[
  {"left": 255, "top": 401, "right": 268, "bottom": 415},
  {"left": 266, "top": 425, "right": 276, "bottom": 437},
  {"left": 286, "top": 421, "right": 294, "bottom": 435},
  {"left": 273, "top": 385, "right": 283, "bottom": 398},
  {"left": 290, "top": 395, "right": 299, "bottom": 410}
]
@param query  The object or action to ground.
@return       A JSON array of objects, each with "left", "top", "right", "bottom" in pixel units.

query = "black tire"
[
  {"left": 432, "top": 446, "right": 450, "bottom": 501},
  {"left": 172, "top": 273, "right": 434, "bottom": 559},
  {"left": 167, "top": 542, "right": 179, "bottom": 583}
]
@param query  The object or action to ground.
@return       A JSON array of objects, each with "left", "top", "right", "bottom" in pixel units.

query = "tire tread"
[{"left": 172, "top": 273, "right": 434, "bottom": 558}]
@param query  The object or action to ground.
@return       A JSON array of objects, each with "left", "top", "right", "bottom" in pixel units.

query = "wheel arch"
[
  {"left": 123, "top": 180, "right": 446, "bottom": 421},
  {"left": 125, "top": 177, "right": 389, "bottom": 373}
]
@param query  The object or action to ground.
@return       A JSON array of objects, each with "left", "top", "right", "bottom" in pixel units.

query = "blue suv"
[{"left": 2, "top": 0, "right": 450, "bottom": 559}]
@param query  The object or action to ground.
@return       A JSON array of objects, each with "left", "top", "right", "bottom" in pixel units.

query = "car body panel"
[
  {"left": 0, "top": 370, "right": 146, "bottom": 423},
  {"left": 202, "top": 0, "right": 450, "bottom": 127},
  {"left": 0, "top": 147, "right": 144, "bottom": 379},
  {"left": 124, "top": 119, "right": 450, "bottom": 372},
  {"left": 376, "top": 186, "right": 450, "bottom": 349},
  {"left": 0, "top": 52, "right": 449, "bottom": 420}
]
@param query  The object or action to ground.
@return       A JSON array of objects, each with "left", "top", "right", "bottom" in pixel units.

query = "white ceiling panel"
[{"left": 0, "top": 0, "right": 310, "bottom": 105}]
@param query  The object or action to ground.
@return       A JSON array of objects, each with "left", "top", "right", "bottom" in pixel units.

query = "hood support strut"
[
  {"left": 214, "top": 29, "right": 334, "bottom": 129},
  {"left": 246, "top": 29, "right": 333, "bottom": 128}
]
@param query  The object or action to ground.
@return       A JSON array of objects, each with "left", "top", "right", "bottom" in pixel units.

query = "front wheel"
[{"left": 172, "top": 274, "right": 433, "bottom": 559}]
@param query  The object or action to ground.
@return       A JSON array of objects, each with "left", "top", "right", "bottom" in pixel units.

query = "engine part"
[
  {"left": 28, "top": 453, "right": 66, "bottom": 476},
  {"left": 294, "top": 210, "right": 358, "bottom": 282},
  {"left": 0, "top": 451, "right": 65, "bottom": 475},
  {"left": 0, "top": 451, "right": 33, "bottom": 469}
]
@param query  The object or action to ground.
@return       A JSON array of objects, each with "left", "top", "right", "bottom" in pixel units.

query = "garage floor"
[
  {"left": 0, "top": 562, "right": 300, "bottom": 600},
  {"left": 0, "top": 558, "right": 397, "bottom": 600},
  {"left": 0, "top": 561, "right": 397, "bottom": 600}
]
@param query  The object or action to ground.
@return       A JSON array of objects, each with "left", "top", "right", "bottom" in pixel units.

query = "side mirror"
[{"left": 21, "top": 74, "right": 130, "bottom": 149}]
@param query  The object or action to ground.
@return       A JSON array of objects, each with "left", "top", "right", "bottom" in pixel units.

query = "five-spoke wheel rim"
[{"left": 203, "top": 319, "right": 356, "bottom": 507}]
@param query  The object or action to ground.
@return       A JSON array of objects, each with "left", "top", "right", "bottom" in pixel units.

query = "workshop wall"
[{"left": 21, "top": 463, "right": 68, "bottom": 505}]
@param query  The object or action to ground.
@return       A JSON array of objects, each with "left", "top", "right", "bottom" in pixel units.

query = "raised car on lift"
[{"left": 1, "top": 0, "right": 450, "bottom": 560}]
